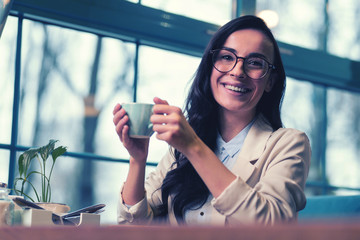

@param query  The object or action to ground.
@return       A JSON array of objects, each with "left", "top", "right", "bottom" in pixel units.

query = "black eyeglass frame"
[{"left": 210, "top": 49, "right": 276, "bottom": 79}]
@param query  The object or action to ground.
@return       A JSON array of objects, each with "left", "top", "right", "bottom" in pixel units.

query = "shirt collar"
[{"left": 216, "top": 118, "right": 256, "bottom": 158}]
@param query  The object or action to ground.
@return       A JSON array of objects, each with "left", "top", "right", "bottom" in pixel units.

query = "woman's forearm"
[
  {"left": 122, "top": 156, "right": 147, "bottom": 205},
  {"left": 184, "top": 139, "right": 237, "bottom": 198}
]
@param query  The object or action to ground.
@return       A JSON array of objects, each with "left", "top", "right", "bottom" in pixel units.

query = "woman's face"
[{"left": 210, "top": 29, "right": 275, "bottom": 119}]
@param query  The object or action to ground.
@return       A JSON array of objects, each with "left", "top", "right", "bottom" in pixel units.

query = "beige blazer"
[{"left": 117, "top": 115, "right": 311, "bottom": 225}]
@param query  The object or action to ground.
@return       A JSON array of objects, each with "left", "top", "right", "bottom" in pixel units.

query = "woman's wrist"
[
  {"left": 129, "top": 156, "right": 147, "bottom": 168},
  {"left": 123, "top": 157, "right": 147, "bottom": 205},
  {"left": 182, "top": 137, "right": 206, "bottom": 161}
]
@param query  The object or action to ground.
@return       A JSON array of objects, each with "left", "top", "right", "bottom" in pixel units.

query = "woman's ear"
[{"left": 265, "top": 74, "right": 276, "bottom": 92}]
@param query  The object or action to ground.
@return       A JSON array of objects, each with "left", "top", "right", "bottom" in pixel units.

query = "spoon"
[{"left": 12, "top": 197, "right": 75, "bottom": 225}]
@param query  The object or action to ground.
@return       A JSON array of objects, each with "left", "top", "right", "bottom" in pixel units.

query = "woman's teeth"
[{"left": 224, "top": 84, "right": 250, "bottom": 93}]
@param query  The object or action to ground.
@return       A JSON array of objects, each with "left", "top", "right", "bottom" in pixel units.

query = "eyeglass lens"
[{"left": 212, "top": 49, "right": 270, "bottom": 79}]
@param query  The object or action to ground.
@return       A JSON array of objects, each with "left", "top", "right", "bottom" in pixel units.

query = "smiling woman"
[{"left": 114, "top": 15, "right": 310, "bottom": 226}]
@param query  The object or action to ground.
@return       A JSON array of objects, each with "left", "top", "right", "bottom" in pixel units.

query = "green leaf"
[
  {"left": 18, "top": 148, "right": 39, "bottom": 177},
  {"left": 18, "top": 155, "right": 25, "bottom": 177},
  {"left": 52, "top": 146, "right": 67, "bottom": 163},
  {"left": 40, "top": 139, "right": 57, "bottom": 162}
]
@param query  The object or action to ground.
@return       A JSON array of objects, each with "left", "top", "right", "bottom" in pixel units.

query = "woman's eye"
[
  {"left": 247, "top": 58, "right": 265, "bottom": 68},
  {"left": 220, "top": 54, "right": 234, "bottom": 61}
]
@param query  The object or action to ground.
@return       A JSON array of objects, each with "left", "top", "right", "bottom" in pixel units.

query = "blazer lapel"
[
  {"left": 231, "top": 115, "right": 273, "bottom": 183},
  {"left": 210, "top": 116, "right": 274, "bottom": 226}
]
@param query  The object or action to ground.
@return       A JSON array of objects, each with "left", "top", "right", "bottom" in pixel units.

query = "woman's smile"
[{"left": 222, "top": 83, "right": 252, "bottom": 94}]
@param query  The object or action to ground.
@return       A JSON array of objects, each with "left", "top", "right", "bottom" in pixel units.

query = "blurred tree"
[
  {"left": 308, "top": 0, "right": 329, "bottom": 195},
  {"left": 79, "top": 36, "right": 103, "bottom": 207},
  {"left": 21, "top": 21, "right": 134, "bottom": 209}
]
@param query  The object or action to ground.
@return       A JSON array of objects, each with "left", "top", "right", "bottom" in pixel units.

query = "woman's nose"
[{"left": 229, "top": 59, "right": 246, "bottom": 78}]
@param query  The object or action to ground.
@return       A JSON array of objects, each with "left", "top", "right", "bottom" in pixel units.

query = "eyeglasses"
[{"left": 210, "top": 49, "right": 276, "bottom": 79}]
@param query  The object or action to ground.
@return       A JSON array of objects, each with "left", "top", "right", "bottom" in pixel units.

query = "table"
[{"left": 1, "top": 223, "right": 360, "bottom": 240}]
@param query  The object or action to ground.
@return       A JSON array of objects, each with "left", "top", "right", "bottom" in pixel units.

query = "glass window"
[
  {"left": 142, "top": 0, "right": 232, "bottom": 26},
  {"left": 282, "top": 77, "right": 326, "bottom": 194},
  {"left": 256, "top": 0, "right": 326, "bottom": 50},
  {"left": 0, "top": 16, "right": 17, "bottom": 144},
  {"left": 327, "top": 0, "right": 360, "bottom": 60},
  {"left": 0, "top": 150, "right": 10, "bottom": 184},
  {"left": 256, "top": 0, "right": 360, "bottom": 60},
  {"left": 18, "top": 20, "right": 135, "bottom": 160},
  {"left": 137, "top": 46, "right": 200, "bottom": 163},
  {"left": 327, "top": 88, "right": 360, "bottom": 189},
  {"left": 282, "top": 78, "right": 316, "bottom": 134}
]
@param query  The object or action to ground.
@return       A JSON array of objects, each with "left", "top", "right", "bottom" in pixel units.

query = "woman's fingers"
[
  {"left": 153, "top": 104, "right": 182, "bottom": 117},
  {"left": 113, "top": 103, "right": 121, "bottom": 115},
  {"left": 113, "top": 105, "right": 130, "bottom": 142},
  {"left": 151, "top": 105, "right": 182, "bottom": 127},
  {"left": 151, "top": 104, "right": 188, "bottom": 145},
  {"left": 121, "top": 125, "right": 131, "bottom": 145},
  {"left": 153, "top": 96, "right": 169, "bottom": 105},
  {"left": 116, "top": 116, "right": 128, "bottom": 142},
  {"left": 113, "top": 104, "right": 125, "bottom": 124}
]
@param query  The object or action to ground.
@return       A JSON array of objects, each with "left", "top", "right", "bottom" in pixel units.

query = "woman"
[{"left": 113, "top": 15, "right": 311, "bottom": 225}]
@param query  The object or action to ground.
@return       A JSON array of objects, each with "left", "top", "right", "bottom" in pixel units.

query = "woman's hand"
[
  {"left": 113, "top": 103, "right": 149, "bottom": 163},
  {"left": 152, "top": 97, "right": 236, "bottom": 199},
  {"left": 151, "top": 97, "right": 200, "bottom": 155}
]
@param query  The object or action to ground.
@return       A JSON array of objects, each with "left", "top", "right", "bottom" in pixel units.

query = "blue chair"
[{"left": 298, "top": 195, "right": 360, "bottom": 222}]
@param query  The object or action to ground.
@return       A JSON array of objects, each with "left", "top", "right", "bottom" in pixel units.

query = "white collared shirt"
[{"left": 184, "top": 120, "right": 255, "bottom": 225}]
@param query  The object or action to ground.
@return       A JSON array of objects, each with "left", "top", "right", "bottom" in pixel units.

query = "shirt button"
[
  {"left": 220, "top": 147, "right": 225, "bottom": 154},
  {"left": 200, "top": 212, "right": 204, "bottom": 216}
]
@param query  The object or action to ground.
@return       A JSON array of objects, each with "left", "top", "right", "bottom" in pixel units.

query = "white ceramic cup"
[{"left": 122, "top": 103, "right": 154, "bottom": 138}]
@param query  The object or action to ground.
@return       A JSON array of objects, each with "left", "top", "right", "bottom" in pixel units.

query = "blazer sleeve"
[
  {"left": 117, "top": 148, "right": 176, "bottom": 224},
  {"left": 211, "top": 128, "right": 311, "bottom": 225}
]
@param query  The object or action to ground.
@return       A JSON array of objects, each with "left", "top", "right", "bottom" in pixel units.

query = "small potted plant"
[{"left": 13, "top": 139, "right": 70, "bottom": 214}]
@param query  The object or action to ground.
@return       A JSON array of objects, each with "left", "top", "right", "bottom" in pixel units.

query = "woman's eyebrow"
[
  {"left": 222, "top": 46, "right": 270, "bottom": 60},
  {"left": 247, "top": 52, "right": 270, "bottom": 60},
  {"left": 222, "top": 46, "right": 237, "bottom": 53}
]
